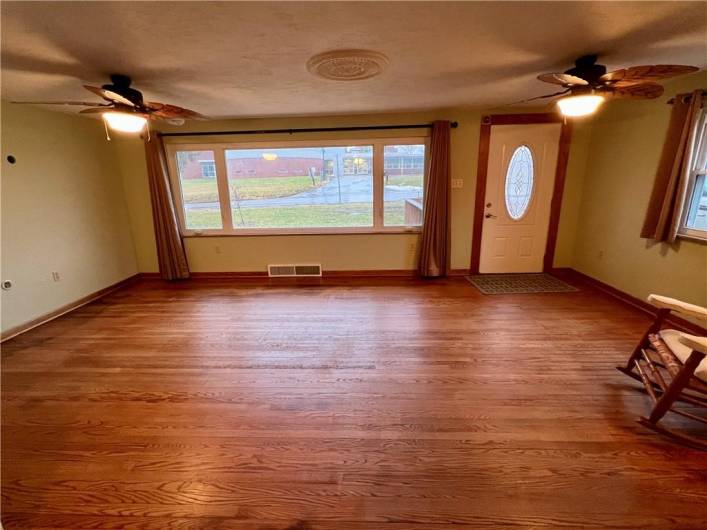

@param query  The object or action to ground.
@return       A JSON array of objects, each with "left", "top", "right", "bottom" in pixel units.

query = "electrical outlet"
[
  {"left": 597, "top": 250, "right": 604, "bottom": 260},
  {"left": 451, "top": 178, "right": 464, "bottom": 189},
  {"left": 1, "top": 280, "right": 12, "bottom": 290},
  {"left": 51, "top": 271, "right": 61, "bottom": 282},
  {"left": 408, "top": 242, "right": 416, "bottom": 252},
  {"left": 214, "top": 245, "right": 222, "bottom": 254}
]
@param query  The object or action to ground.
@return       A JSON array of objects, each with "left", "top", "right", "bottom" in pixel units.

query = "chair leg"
[
  {"left": 638, "top": 350, "right": 707, "bottom": 450},
  {"left": 618, "top": 308, "right": 670, "bottom": 374},
  {"left": 647, "top": 350, "right": 704, "bottom": 424}
]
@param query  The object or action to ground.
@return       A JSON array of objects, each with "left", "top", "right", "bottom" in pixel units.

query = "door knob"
[{"left": 485, "top": 213, "right": 497, "bottom": 219}]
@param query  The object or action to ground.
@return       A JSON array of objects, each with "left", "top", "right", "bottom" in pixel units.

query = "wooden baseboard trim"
[
  {"left": 140, "top": 269, "right": 473, "bottom": 280},
  {"left": 1, "top": 273, "right": 141, "bottom": 343},
  {"left": 136, "top": 272, "right": 162, "bottom": 279},
  {"left": 552, "top": 267, "right": 706, "bottom": 335},
  {"left": 324, "top": 269, "right": 417, "bottom": 278},
  {"left": 139, "top": 270, "right": 422, "bottom": 279}
]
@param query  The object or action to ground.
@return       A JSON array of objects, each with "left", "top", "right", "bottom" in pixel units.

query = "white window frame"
[
  {"left": 165, "top": 136, "right": 429, "bottom": 236},
  {"left": 678, "top": 107, "right": 707, "bottom": 242}
]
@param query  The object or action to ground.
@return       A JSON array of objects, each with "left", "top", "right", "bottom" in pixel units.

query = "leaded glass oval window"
[{"left": 504, "top": 145, "right": 534, "bottom": 220}]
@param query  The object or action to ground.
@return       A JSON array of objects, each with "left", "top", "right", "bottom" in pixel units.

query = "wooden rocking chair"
[{"left": 617, "top": 294, "right": 707, "bottom": 449}]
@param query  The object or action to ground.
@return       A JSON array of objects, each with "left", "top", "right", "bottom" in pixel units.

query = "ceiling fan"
[
  {"left": 520, "top": 55, "right": 699, "bottom": 117},
  {"left": 13, "top": 74, "right": 206, "bottom": 136}
]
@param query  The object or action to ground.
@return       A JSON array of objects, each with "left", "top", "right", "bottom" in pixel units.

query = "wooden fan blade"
[
  {"left": 603, "top": 82, "right": 665, "bottom": 99},
  {"left": 12, "top": 101, "right": 110, "bottom": 106},
  {"left": 84, "top": 85, "right": 135, "bottom": 107},
  {"left": 154, "top": 116, "right": 187, "bottom": 126},
  {"left": 147, "top": 102, "right": 207, "bottom": 120},
  {"left": 506, "top": 89, "right": 570, "bottom": 106},
  {"left": 79, "top": 107, "right": 114, "bottom": 114},
  {"left": 537, "top": 73, "right": 589, "bottom": 86},
  {"left": 600, "top": 65, "right": 698, "bottom": 85}
]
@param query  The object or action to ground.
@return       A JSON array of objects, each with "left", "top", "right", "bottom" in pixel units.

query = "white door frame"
[{"left": 469, "top": 114, "right": 572, "bottom": 274}]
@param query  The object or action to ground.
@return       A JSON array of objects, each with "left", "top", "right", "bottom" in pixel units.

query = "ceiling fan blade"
[
  {"left": 506, "top": 89, "right": 571, "bottom": 106},
  {"left": 603, "top": 82, "right": 665, "bottom": 99},
  {"left": 150, "top": 114, "right": 186, "bottom": 126},
  {"left": 147, "top": 102, "right": 207, "bottom": 120},
  {"left": 12, "top": 100, "right": 110, "bottom": 106},
  {"left": 79, "top": 107, "right": 114, "bottom": 114},
  {"left": 600, "top": 65, "right": 698, "bottom": 85},
  {"left": 537, "top": 73, "right": 589, "bottom": 86},
  {"left": 84, "top": 85, "right": 135, "bottom": 107}
]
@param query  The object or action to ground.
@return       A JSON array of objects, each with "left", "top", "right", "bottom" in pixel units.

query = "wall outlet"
[
  {"left": 451, "top": 179, "right": 464, "bottom": 189},
  {"left": 51, "top": 271, "right": 61, "bottom": 282},
  {"left": 214, "top": 245, "right": 222, "bottom": 254},
  {"left": 597, "top": 250, "right": 604, "bottom": 260},
  {"left": 408, "top": 242, "right": 416, "bottom": 252},
  {"left": 1, "top": 280, "right": 12, "bottom": 291}
]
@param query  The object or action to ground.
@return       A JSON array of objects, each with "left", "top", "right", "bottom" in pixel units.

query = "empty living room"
[{"left": 1, "top": 1, "right": 706, "bottom": 529}]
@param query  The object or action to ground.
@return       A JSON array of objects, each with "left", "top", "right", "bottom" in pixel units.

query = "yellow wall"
[
  {"left": 115, "top": 108, "right": 586, "bottom": 273},
  {"left": 572, "top": 71, "right": 707, "bottom": 307},
  {"left": 1, "top": 102, "right": 138, "bottom": 333},
  {"left": 4, "top": 75, "right": 703, "bottom": 328}
]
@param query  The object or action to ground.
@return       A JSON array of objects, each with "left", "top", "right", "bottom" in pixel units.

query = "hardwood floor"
[{"left": 2, "top": 278, "right": 706, "bottom": 529}]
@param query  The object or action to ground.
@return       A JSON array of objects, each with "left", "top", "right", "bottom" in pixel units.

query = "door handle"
[{"left": 485, "top": 213, "right": 497, "bottom": 219}]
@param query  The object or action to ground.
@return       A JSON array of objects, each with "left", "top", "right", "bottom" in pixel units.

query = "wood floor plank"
[{"left": 3, "top": 278, "right": 706, "bottom": 529}]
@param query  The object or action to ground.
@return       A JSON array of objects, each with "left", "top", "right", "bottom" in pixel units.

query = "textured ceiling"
[{"left": 1, "top": 1, "right": 706, "bottom": 119}]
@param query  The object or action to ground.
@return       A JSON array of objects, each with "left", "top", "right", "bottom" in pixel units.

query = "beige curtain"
[
  {"left": 418, "top": 121, "right": 451, "bottom": 277},
  {"left": 144, "top": 136, "right": 190, "bottom": 280},
  {"left": 641, "top": 89, "right": 703, "bottom": 243}
]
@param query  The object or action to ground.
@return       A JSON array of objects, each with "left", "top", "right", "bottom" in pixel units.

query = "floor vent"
[{"left": 268, "top": 264, "right": 322, "bottom": 277}]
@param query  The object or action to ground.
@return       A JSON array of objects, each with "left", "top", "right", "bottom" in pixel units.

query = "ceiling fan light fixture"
[
  {"left": 556, "top": 94, "right": 605, "bottom": 118},
  {"left": 102, "top": 111, "right": 148, "bottom": 133}
]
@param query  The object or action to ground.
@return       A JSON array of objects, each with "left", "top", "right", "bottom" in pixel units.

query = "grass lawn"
[
  {"left": 184, "top": 202, "right": 408, "bottom": 229},
  {"left": 385, "top": 174, "right": 423, "bottom": 187},
  {"left": 181, "top": 176, "right": 321, "bottom": 202}
]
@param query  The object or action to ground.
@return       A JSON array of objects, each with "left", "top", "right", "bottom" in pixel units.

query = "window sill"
[
  {"left": 182, "top": 227, "right": 423, "bottom": 237},
  {"left": 677, "top": 231, "right": 707, "bottom": 244}
]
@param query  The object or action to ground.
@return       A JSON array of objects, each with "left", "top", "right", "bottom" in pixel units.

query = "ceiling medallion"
[{"left": 307, "top": 49, "right": 389, "bottom": 81}]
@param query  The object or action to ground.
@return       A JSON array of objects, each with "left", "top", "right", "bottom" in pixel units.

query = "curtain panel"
[
  {"left": 641, "top": 89, "right": 704, "bottom": 243},
  {"left": 144, "top": 136, "right": 190, "bottom": 280},
  {"left": 418, "top": 121, "right": 451, "bottom": 277}
]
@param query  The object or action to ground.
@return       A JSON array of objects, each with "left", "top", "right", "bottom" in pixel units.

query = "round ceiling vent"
[{"left": 307, "top": 49, "right": 389, "bottom": 81}]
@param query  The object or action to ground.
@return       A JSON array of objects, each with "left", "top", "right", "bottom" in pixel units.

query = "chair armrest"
[
  {"left": 679, "top": 334, "right": 707, "bottom": 355},
  {"left": 647, "top": 294, "right": 707, "bottom": 321}
]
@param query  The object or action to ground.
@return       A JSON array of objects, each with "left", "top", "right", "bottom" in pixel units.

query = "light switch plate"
[{"left": 451, "top": 179, "right": 464, "bottom": 189}]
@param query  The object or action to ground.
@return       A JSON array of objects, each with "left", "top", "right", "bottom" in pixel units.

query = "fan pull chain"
[{"left": 102, "top": 118, "right": 112, "bottom": 141}]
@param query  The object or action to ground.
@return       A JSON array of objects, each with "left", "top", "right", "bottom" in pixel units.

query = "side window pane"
[
  {"left": 175, "top": 150, "right": 222, "bottom": 229},
  {"left": 686, "top": 174, "right": 707, "bottom": 231},
  {"left": 683, "top": 110, "right": 707, "bottom": 234},
  {"left": 225, "top": 146, "right": 373, "bottom": 228},
  {"left": 384, "top": 144, "right": 425, "bottom": 226}
]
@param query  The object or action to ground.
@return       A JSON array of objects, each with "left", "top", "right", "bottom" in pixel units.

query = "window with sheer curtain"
[{"left": 679, "top": 108, "right": 707, "bottom": 239}]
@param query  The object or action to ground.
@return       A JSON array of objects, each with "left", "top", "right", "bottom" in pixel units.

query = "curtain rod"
[
  {"left": 158, "top": 121, "right": 458, "bottom": 137},
  {"left": 667, "top": 90, "right": 706, "bottom": 105}
]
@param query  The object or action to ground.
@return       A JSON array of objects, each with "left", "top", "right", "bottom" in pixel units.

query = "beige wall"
[
  {"left": 1, "top": 102, "right": 138, "bottom": 333},
  {"left": 572, "top": 71, "right": 707, "bottom": 308},
  {"left": 115, "top": 108, "right": 586, "bottom": 273}
]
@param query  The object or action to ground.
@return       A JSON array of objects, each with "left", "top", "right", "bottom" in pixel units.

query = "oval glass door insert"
[{"left": 504, "top": 145, "right": 534, "bottom": 220}]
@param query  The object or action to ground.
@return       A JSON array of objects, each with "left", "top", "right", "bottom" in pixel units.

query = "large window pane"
[
  {"left": 384, "top": 144, "right": 425, "bottom": 226},
  {"left": 225, "top": 146, "right": 373, "bottom": 228},
  {"left": 175, "top": 150, "right": 222, "bottom": 229}
]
